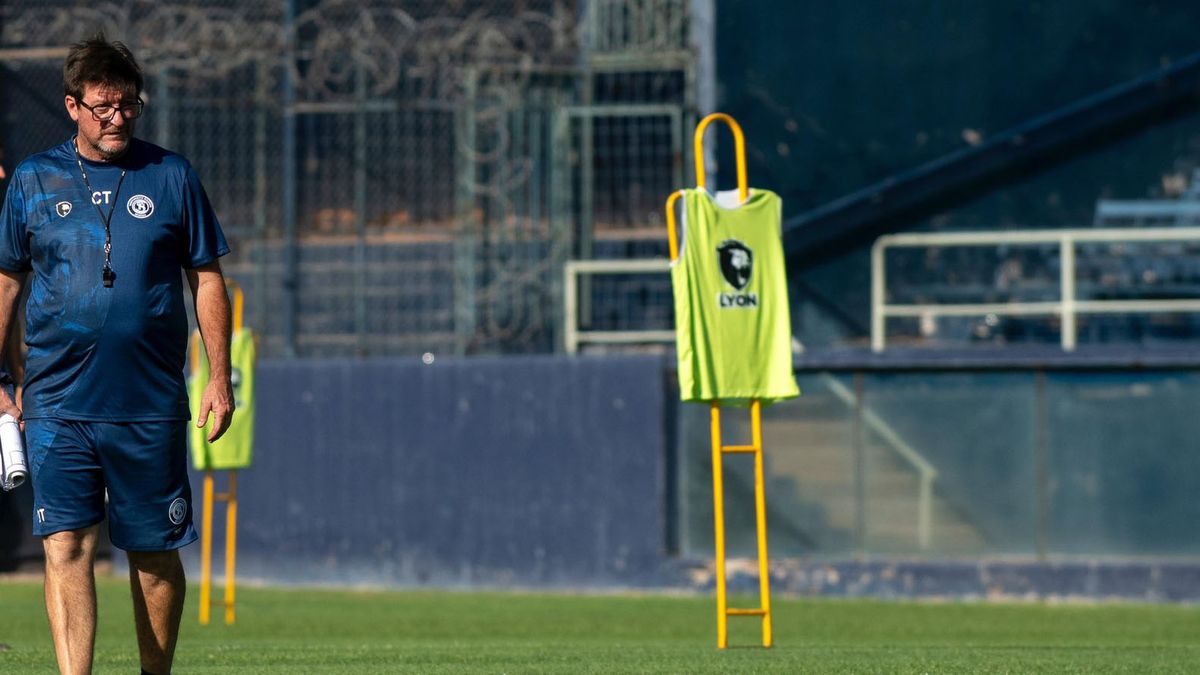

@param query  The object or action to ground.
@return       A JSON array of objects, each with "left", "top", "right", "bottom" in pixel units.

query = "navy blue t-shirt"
[{"left": 0, "top": 138, "right": 229, "bottom": 421}]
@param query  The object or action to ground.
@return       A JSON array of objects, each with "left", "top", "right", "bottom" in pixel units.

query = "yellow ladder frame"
[
  {"left": 199, "top": 469, "right": 238, "bottom": 625},
  {"left": 194, "top": 281, "right": 245, "bottom": 625},
  {"left": 666, "top": 113, "right": 772, "bottom": 649}
]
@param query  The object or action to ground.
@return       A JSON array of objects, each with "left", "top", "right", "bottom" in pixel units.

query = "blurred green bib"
[{"left": 189, "top": 330, "right": 256, "bottom": 470}]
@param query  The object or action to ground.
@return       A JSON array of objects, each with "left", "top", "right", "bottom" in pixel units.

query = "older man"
[{"left": 0, "top": 34, "right": 234, "bottom": 675}]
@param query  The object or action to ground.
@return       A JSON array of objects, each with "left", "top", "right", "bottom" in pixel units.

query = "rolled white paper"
[{"left": 0, "top": 413, "right": 26, "bottom": 491}]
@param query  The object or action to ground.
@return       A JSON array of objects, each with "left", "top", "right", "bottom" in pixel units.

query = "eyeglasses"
[{"left": 75, "top": 97, "right": 144, "bottom": 123}]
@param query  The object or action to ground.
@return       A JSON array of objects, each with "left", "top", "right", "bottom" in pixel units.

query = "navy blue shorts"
[{"left": 26, "top": 419, "right": 198, "bottom": 551}]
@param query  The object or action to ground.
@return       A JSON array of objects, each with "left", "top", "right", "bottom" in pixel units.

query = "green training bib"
[
  {"left": 189, "top": 330, "right": 256, "bottom": 470},
  {"left": 671, "top": 188, "right": 799, "bottom": 405}
]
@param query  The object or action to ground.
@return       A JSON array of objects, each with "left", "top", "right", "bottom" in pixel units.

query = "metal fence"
[{"left": 0, "top": 0, "right": 695, "bottom": 357}]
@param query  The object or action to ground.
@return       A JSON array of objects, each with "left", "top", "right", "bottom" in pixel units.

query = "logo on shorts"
[
  {"left": 127, "top": 194, "right": 154, "bottom": 219},
  {"left": 168, "top": 498, "right": 187, "bottom": 525},
  {"left": 55, "top": 201, "right": 72, "bottom": 218}
]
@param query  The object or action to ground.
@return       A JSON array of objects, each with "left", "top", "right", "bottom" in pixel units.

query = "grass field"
[{"left": 1, "top": 577, "right": 1199, "bottom": 673}]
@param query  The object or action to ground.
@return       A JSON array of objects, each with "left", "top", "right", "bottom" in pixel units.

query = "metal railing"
[
  {"left": 872, "top": 227, "right": 1200, "bottom": 352},
  {"left": 563, "top": 258, "right": 673, "bottom": 354}
]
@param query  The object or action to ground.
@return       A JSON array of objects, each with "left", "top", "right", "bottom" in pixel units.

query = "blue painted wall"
[{"left": 183, "top": 355, "right": 672, "bottom": 587}]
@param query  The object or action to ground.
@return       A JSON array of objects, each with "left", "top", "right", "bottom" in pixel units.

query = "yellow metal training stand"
[
  {"left": 195, "top": 281, "right": 245, "bottom": 626},
  {"left": 666, "top": 112, "right": 773, "bottom": 649}
]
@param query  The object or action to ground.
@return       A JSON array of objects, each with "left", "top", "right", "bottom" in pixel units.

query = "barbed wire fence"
[{"left": 0, "top": 0, "right": 693, "bottom": 357}]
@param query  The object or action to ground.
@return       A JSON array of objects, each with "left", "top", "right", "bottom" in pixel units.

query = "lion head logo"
[{"left": 716, "top": 240, "right": 753, "bottom": 290}]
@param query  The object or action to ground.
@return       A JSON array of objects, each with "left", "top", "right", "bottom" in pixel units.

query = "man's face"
[{"left": 65, "top": 82, "right": 137, "bottom": 161}]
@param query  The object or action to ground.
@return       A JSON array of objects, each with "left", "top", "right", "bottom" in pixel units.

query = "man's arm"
[
  {"left": 4, "top": 297, "right": 23, "bottom": 410},
  {"left": 186, "top": 261, "right": 234, "bottom": 442},
  {"left": 0, "top": 269, "right": 25, "bottom": 424}
]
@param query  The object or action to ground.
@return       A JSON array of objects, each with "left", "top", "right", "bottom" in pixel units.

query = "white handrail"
[
  {"left": 563, "top": 258, "right": 672, "bottom": 354},
  {"left": 871, "top": 227, "right": 1200, "bottom": 352}
]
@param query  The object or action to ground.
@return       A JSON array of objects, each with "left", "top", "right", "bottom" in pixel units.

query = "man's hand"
[
  {"left": 196, "top": 376, "right": 234, "bottom": 443},
  {"left": 0, "top": 387, "right": 22, "bottom": 432}
]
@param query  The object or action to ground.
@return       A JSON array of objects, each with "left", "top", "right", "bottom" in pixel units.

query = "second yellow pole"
[
  {"left": 199, "top": 470, "right": 214, "bottom": 625},
  {"left": 710, "top": 401, "right": 728, "bottom": 648},
  {"left": 224, "top": 470, "right": 239, "bottom": 624},
  {"left": 751, "top": 400, "right": 773, "bottom": 647}
]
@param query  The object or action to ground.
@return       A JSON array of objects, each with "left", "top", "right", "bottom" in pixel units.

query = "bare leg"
[
  {"left": 127, "top": 550, "right": 185, "bottom": 675},
  {"left": 42, "top": 525, "right": 100, "bottom": 675}
]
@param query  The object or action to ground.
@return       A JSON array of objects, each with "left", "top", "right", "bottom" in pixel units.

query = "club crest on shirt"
[
  {"left": 55, "top": 201, "right": 72, "bottom": 218},
  {"left": 127, "top": 194, "right": 154, "bottom": 219}
]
